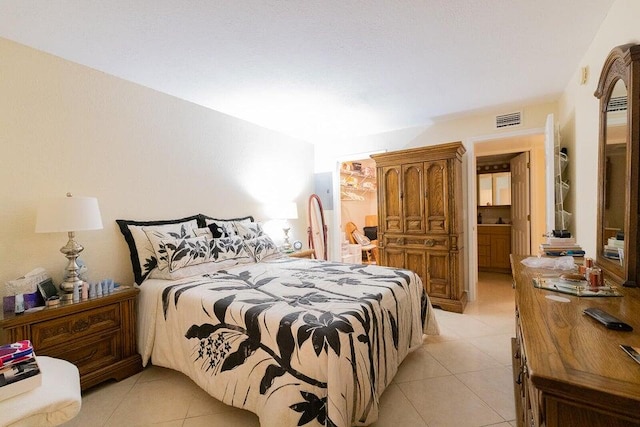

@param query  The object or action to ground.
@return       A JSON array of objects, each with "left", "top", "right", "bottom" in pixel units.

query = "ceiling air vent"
[
  {"left": 607, "top": 96, "right": 627, "bottom": 112},
  {"left": 495, "top": 111, "right": 522, "bottom": 129}
]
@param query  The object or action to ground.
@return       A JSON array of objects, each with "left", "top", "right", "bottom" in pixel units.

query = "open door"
[
  {"left": 308, "top": 194, "right": 328, "bottom": 260},
  {"left": 511, "top": 152, "right": 531, "bottom": 254}
]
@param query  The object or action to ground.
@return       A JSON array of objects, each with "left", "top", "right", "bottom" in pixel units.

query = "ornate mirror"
[{"left": 594, "top": 44, "right": 640, "bottom": 287}]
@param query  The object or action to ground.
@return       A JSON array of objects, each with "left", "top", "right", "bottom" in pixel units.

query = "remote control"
[{"left": 583, "top": 307, "right": 633, "bottom": 331}]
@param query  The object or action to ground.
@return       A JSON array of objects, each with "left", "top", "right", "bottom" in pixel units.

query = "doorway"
[
  {"left": 338, "top": 157, "right": 378, "bottom": 264},
  {"left": 467, "top": 131, "right": 548, "bottom": 301}
]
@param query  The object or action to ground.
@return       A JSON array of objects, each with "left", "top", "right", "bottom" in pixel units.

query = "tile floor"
[{"left": 63, "top": 272, "right": 517, "bottom": 427}]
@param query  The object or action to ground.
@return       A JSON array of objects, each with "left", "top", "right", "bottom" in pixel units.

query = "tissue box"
[{"left": 3, "top": 292, "right": 45, "bottom": 313}]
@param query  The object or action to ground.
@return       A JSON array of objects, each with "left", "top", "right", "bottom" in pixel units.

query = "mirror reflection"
[
  {"left": 602, "top": 79, "right": 627, "bottom": 261},
  {"left": 477, "top": 172, "right": 511, "bottom": 206}
]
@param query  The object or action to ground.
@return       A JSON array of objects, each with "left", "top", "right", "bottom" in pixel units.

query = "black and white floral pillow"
[
  {"left": 243, "top": 235, "right": 283, "bottom": 262},
  {"left": 163, "top": 236, "right": 211, "bottom": 272},
  {"left": 116, "top": 216, "right": 200, "bottom": 284},
  {"left": 143, "top": 224, "right": 195, "bottom": 272},
  {"left": 193, "top": 227, "right": 213, "bottom": 238},
  {"left": 202, "top": 217, "right": 252, "bottom": 237},
  {"left": 209, "top": 236, "right": 252, "bottom": 262},
  {"left": 234, "top": 221, "right": 265, "bottom": 240}
]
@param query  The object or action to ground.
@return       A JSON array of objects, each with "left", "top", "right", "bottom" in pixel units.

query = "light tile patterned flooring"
[{"left": 63, "top": 272, "right": 517, "bottom": 427}]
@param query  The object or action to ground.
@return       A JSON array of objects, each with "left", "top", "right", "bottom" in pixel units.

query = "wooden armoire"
[{"left": 371, "top": 142, "right": 466, "bottom": 313}]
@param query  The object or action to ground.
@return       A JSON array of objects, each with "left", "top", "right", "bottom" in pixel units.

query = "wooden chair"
[{"left": 345, "top": 221, "right": 378, "bottom": 264}]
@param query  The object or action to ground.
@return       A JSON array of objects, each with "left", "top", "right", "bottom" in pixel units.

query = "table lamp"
[
  {"left": 265, "top": 202, "right": 299, "bottom": 251},
  {"left": 35, "top": 193, "right": 103, "bottom": 299}
]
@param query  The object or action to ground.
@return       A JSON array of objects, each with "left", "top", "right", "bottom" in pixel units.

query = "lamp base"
[
  {"left": 282, "top": 227, "right": 292, "bottom": 252},
  {"left": 60, "top": 231, "right": 84, "bottom": 298}
]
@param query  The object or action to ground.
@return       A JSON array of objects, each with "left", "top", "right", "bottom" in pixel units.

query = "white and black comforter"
[{"left": 138, "top": 258, "right": 439, "bottom": 426}]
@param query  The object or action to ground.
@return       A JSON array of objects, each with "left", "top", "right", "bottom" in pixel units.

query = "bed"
[{"left": 118, "top": 214, "right": 439, "bottom": 427}]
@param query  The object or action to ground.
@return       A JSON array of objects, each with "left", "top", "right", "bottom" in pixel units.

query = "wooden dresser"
[
  {"left": 0, "top": 287, "right": 142, "bottom": 390},
  {"left": 511, "top": 255, "right": 640, "bottom": 426},
  {"left": 372, "top": 142, "right": 466, "bottom": 312}
]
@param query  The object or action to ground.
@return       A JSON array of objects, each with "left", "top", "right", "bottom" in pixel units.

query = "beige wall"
[
  {"left": 558, "top": 0, "right": 640, "bottom": 257},
  {"left": 0, "top": 38, "right": 314, "bottom": 297}
]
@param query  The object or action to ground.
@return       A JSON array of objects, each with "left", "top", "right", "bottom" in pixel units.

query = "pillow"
[
  {"left": 163, "top": 236, "right": 211, "bottom": 272},
  {"left": 148, "top": 235, "right": 254, "bottom": 280},
  {"left": 116, "top": 216, "right": 200, "bottom": 284},
  {"left": 234, "top": 221, "right": 265, "bottom": 240},
  {"left": 208, "top": 222, "right": 230, "bottom": 238},
  {"left": 243, "top": 235, "right": 283, "bottom": 262},
  {"left": 209, "top": 235, "right": 253, "bottom": 263},
  {"left": 148, "top": 258, "right": 248, "bottom": 280},
  {"left": 193, "top": 227, "right": 213, "bottom": 238},
  {"left": 143, "top": 224, "right": 196, "bottom": 272},
  {"left": 352, "top": 229, "right": 372, "bottom": 246},
  {"left": 200, "top": 215, "right": 254, "bottom": 236}
]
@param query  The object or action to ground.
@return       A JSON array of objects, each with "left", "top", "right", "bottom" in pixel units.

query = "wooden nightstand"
[
  {"left": 0, "top": 286, "right": 142, "bottom": 391},
  {"left": 288, "top": 249, "right": 315, "bottom": 259}
]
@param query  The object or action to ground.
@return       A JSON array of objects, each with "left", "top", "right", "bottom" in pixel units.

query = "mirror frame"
[{"left": 594, "top": 43, "right": 640, "bottom": 287}]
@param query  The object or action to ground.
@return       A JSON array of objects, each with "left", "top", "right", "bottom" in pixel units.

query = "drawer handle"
[
  {"left": 71, "top": 319, "right": 90, "bottom": 333},
  {"left": 395, "top": 238, "right": 405, "bottom": 245},
  {"left": 424, "top": 239, "right": 435, "bottom": 247}
]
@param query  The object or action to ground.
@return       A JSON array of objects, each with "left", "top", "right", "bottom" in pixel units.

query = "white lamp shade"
[
  {"left": 35, "top": 195, "right": 103, "bottom": 233},
  {"left": 264, "top": 202, "right": 299, "bottom": 220}
]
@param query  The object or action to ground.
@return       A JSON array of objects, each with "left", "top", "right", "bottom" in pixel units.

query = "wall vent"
[
  {"left": 495, "top": 111, "right": 522, "bottom": 129},
  {"left": 607, "top": 96, "right": 627, "bottom": 112}
]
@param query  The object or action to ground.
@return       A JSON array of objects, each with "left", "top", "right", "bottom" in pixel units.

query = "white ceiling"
[{"left": 0, "top": 1, "right": 615, "bottom": 142}]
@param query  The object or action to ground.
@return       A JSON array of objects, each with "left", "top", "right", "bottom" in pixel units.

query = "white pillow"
[
  {"left": 143, "top": 223, "right": 197, "bottom": 271},
  {"left": 163, "top": 236, "right": 211, "bottom": 272},
  {"left": 243, "top": 235, "right": 283, "bottom": 262}
]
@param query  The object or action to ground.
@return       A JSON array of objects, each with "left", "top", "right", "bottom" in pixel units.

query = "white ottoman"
[{"left": 0, "top": 356, "right": 81, "bottom": 427}]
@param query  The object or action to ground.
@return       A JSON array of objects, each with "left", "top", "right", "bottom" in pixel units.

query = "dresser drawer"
[
  {"left": 31, "top": 304, "right": 121, "bottom": 349},
  {"left": 384, "top": 235, "right": 449, "bottom": 250},
  {"left": 42, "top": 330, "right": 121, "bottom": 376}
]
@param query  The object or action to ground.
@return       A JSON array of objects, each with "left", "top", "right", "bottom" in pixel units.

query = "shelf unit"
[
  {"left": 554, "top": 142, "right": 570, "bottom": 230},
  {"left": 340, "top": 169, "right": 376, "bottom": 201}
]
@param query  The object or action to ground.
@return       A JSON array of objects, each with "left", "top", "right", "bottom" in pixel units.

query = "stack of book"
[
  {"left": 0, "top": 340, "right": 41, "bottom": 401},
  {"left": 540, "top": 236, "right": 585, "bottom": 257},
  {"left": 604, "top": 236, "right": 624, "bottom": 260}
]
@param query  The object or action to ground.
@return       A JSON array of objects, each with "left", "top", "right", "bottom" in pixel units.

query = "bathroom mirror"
[
  {"left": 594, "top": 44, "right": 640, "bottom": 286},
  {"left": 477, "top": 172, "right": 511, "bottom": 206}
]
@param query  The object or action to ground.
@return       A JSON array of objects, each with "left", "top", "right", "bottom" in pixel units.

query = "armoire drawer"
[{"left": 383, "top": 235, "right": 449, "bottom": 251}]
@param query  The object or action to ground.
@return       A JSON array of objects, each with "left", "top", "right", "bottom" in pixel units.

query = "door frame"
[{"left": 466, "top": 127, "right": 545, "bottom": 302}]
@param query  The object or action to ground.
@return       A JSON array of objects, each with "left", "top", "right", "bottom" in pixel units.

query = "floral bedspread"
[{"left": 139, "top": 258, "right": 439, "bottom": 426}]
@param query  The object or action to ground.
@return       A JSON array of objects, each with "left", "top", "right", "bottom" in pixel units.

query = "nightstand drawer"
[
  {"left": 31, "top": 304, "right": 121, "bottom": 349},
  {"left": 43, "top": 330, "right": 121, "bottom": 376}
]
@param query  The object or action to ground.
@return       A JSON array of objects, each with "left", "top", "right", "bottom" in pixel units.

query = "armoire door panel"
[
  {"left": 424, "top": 160, "right": 449, "bottom": 233},
  {"left": 384, "top": 248, "right": 405, "bottom": 270},
  {"left": 382, "top": 166, "right": 403, "bottom": 233},
  {"left": 402, "top": 163, "right": 426, "bottom": 234},
  {"left": 426, "top": 252, "right": 450, "bottom": 298},
  {"left": 405, "top": 250, "right": 427, "bottom": 287}
]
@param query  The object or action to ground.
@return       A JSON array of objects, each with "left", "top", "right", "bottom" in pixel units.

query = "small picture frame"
[{"left": 37, "top": 278, "right": 59, "bottom": 301}]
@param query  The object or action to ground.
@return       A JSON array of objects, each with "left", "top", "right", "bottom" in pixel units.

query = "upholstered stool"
[{"left": 0, "top": 356, "right": 81, "bottom": 427}]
